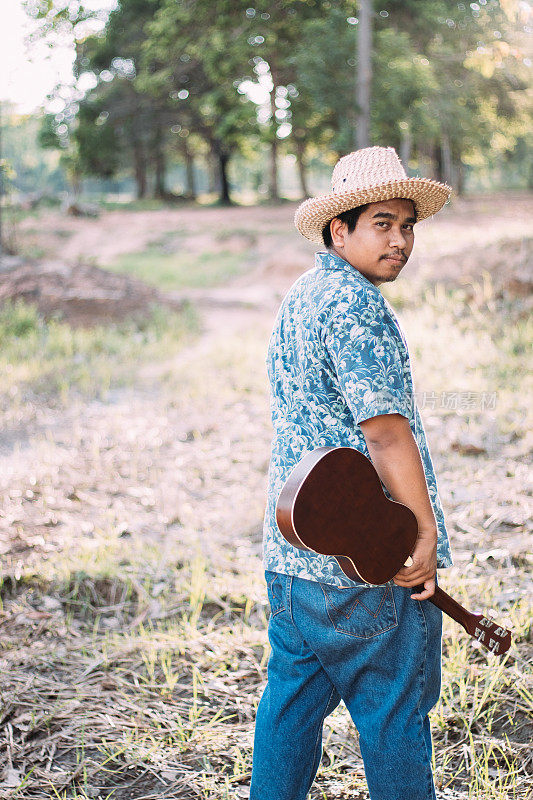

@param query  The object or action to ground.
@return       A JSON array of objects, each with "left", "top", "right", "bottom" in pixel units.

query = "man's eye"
[
  {"left": 376, "top": 222, "right": 388, "bottom": 228},
  {"left": 403, "top": 224, "right": 414, "bottom": 231}
]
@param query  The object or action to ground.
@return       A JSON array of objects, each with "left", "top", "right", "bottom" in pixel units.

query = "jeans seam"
[
  {"left": 307, "top": 684, "right": 337, "bottom": 793},
  {"left": 266, "top": 571, "right": 294, "bottom": 618},
  {"left": 414, "top": 598, "right": 436, "bottom": 800}
]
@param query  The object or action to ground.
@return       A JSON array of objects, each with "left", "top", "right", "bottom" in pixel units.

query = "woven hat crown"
[
  {"left": 294, "top": 144, "right": 452, "bottom": 244},
  {"left": 331, "top": 146, "right": 408, "bottom": 194}
]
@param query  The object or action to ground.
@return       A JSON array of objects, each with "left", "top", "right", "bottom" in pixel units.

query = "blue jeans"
[{"left": 250, "top": 570, "right": 442, "bottom": 800}]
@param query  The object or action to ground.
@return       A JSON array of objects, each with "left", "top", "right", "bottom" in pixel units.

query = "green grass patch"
[
  {"left": 98, "top": 196, "right": 241, "bottom": 212},
  {"left": 99, "top": 198, "right": 186, "bottom": 212},
  {"left": 107, "top": 246, "right": 250, "bottom": 290},
  {"left": 0, "top": 297, "right": 198, "bottom": 404}
]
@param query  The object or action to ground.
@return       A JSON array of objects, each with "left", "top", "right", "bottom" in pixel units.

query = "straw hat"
[{"left": 294, "top": 146, "right": 452, "bottom": 244}]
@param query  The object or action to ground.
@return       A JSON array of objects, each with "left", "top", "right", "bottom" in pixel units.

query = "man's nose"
[{"left": 389, "top": 226, "right": 407, "bottom": 249}]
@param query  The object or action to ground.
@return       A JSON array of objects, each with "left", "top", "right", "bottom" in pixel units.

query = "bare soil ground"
[
  {"left": 0, "top": 194, "right": 531, "bottom": 798},
  {"left": 16, "top": 192, "right": 533, "bottom": 300}
]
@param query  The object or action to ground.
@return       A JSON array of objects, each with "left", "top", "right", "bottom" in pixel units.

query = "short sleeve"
[{"left": 323, "top": 293, "right": 412, "bottom": 425}]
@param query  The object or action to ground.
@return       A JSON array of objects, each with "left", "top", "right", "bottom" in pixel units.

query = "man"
[{"left": 250, "top": 146, "right": 453, "bottom": 800}]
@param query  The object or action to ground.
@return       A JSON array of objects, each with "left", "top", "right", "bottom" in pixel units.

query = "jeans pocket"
[
  {"left": 320, "top": 582, "right": 398, "bottom": 639},
  {"left": 265, "top": 570, "right": 286, "bottom": 617}
]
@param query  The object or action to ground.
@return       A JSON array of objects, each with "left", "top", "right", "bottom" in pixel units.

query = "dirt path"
[
  {"left": 4, "top": 193, "right": 532, "bottom": 581},
  {"left": 19, "top": 193, "right": 533, "bottom": 292},
  {"left": 1, "top": 273, "right": 530, "bottom": 798},
  {"left": 4, "top": 194, "right": 532, "bottom": 580}
]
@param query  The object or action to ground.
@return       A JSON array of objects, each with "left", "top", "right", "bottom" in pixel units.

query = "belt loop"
[{"left": 286, "top": 574, "right": 293, "bottom": 621}]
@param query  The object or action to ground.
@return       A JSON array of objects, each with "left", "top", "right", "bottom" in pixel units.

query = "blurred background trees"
[{"left": 4, "top": 0, "right": 532, "bottom": 205}]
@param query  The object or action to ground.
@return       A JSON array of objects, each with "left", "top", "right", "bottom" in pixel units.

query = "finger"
[
  {"left": 410, "top": 579, "right": 435, "bottom": 601},
  {"left": 396, "top": 564, "right": 417, "bottom": 574},
  {"left": 395, "top": 565, "right": 421, "bottom": 579},
  {"left": 398, "top": 573, "right": 435, "bottom": 588},
  {"left": 394, "top": 570, "right": 430, "bottom": 585},
  {"left": 396, "top": 562, "right": 427, "bottom": 578}
]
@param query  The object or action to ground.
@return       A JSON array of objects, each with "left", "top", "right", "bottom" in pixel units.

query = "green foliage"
[
  {"left": 0, "top": 298, "right": 42, "bottom": 341},
  {"left": 1, "top": 109, "right": 67, "bottom": 194},
  {"left": 372, "top": 28, "right": 440, "bottom": 147},
  {"left": 292, "top": 7, "right": 358, "bottom": 156},
  {"left": 75, "top": 97, "right": 120, "bottom": 178},
  {"left": 71, "top": 0, "right": 169, "bottom": 192},
  {"left": 37, "top": 114, "right": 63, "bottom": 150},
  {"left": 20, "top": 0, "right": 533, "bottom": 194},
  {"left": 140, "top": 0, "right": 259, "bottom": 149},
  {"left": 380, "top": 0, "right": 532, "bottom": 168}
]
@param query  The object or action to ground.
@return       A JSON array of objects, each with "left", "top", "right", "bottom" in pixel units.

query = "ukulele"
[{"left": 276, "top": 446, "right": 512, "bottom": 657}]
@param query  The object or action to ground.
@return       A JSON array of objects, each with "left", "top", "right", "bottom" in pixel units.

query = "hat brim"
[{"left": 294, "top": 177, "right": 452, "bottom": 244}]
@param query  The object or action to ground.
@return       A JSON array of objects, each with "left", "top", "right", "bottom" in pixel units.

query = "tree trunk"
[
  {"left": 217, "top": 150, "right": 232, "bottom": 205},
  {"left": 153, "top": 125, "right": 166, "bottom": 199},
  {"left": 269, "top": 85, "right": 280, "bottom": 201},
  {"left": 356, "top": 0, "right": 373, "bottom": 150},
  {"left": 455, "top": 159, "right": 466, "bottom": 195},
  {"left": 133, "top": 141, "right": 147, "bottom": 199},
  {"left": 434, "top": 139, "right": 444, "bottom": 182},
  {"left": 207, "top": 151, "right": 219, "bottom": 194},
  {"left": 70, "top": 170, "right": 82, "bottom": 199},
  {"left": 416, "top": 138, "right": 436, "bottom": 178},
  {"left": 266, "top": 60, "right": 282, "bottom": 200},
  {"left": 295, "top": 139, "right": 310, "bottom": 198},
  {"left": 399, "top": 125, "right": 412, "bottom": 171},
  {"left": 184, "top": 143, "right": 196, "bottom": 200},
  {"left": 269, "top": 136, "right": 280, "bottom": 201},
  {"left": 440, "top": 134, "right": 453, "bottom": 187}
]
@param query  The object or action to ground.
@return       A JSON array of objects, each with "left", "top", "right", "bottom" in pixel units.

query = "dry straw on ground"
[{"left": 0, "top": 196, "right": 532, "bottom": 799}]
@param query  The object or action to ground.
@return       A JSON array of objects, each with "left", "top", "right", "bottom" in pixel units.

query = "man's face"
[{"left": 329, "top": 198, "right": 416, "bottom": 286}]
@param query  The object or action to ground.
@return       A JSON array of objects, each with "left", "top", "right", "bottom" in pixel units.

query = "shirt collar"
[{"left": 314, "top": 250, "right": 382, "bottom": 294}]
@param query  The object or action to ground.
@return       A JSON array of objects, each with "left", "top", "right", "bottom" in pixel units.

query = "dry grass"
[{"left": 0, "top": 199, "right": 532, "bottom": 798}]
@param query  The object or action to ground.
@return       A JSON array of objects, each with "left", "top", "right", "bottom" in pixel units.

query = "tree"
[
  {"left": 23, "top": 0, "right": 532, "bottom": 202},
  {"left": 379, "top": 0, "right": 532, "bottom": 187},
  {"left": 356, "top": 0, "right": 373, "bottom": 149},
  {"left": 74, "top": 0, "right": 177, "bottom": 199},
  {"left": 222, "top": 0, "right": 331, "bottom": 201},
  {"left": 140, "top": 0, "right": 259, "bottom": 205}
]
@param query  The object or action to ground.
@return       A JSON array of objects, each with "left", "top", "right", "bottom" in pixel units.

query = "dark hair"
[{"left": 322, "top": 204, "right": 370, "bottom": 248}]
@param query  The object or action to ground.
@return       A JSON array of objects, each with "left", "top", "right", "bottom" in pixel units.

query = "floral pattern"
[{"left": 263, "top": 250, "right": 453, "bottom": 587}]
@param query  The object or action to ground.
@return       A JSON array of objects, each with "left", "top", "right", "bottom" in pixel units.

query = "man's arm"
[{"left": 359, "top": 412, "right": 438, "bottom": 600}]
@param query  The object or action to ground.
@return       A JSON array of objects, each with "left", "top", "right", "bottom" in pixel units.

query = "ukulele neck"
[{"left": 429, "top": 586, "right": 474, "bottom": 632}]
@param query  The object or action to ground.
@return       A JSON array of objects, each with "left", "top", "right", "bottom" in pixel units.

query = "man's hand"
[
  {"left": 360, "top": 414, "right": 440, "bottom": 602},
  {"left": 393, "top": 528, "right": 437, "bottom": 600}
]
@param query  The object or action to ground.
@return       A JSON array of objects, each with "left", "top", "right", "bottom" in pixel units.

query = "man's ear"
[{"left": 330, "top": 217, "right": 344, "bottom": 247}]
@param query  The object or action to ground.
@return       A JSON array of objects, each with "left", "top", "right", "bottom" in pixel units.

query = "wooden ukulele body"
[
  {"left": 276, "top": 446, "right": 417, "bottom": 585},
  {"left": 275, "top": 446, "right": 512, "bottom": 657}
]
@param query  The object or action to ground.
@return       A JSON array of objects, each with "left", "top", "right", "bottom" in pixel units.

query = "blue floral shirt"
[{"left": 263, "top": 250, "right": 453, "bottom": 587}]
